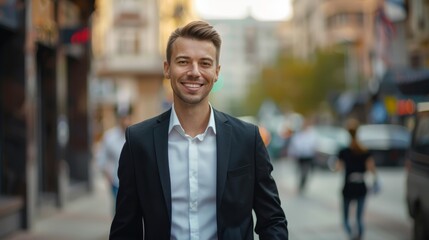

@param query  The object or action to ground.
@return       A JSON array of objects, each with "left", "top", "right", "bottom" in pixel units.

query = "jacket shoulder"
[
  {"left": 127, "top": 110, "right": 170, "bottom": 136},
  {"left": 214, "top": 110, "right": 258, "bottom": 133}
]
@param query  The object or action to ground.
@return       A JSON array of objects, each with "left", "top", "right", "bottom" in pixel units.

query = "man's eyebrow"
[
  {"left": 200, "top": 57, "right": 214, "bottom": 62},
  {"left": 174, "top": 56, "right": 214, "bottom": 62},
  {"left": 174, "top": 56, "right": 190, "bottom": 60}
]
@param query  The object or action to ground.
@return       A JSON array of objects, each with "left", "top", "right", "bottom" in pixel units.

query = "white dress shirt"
[
  {"left": 168, "top": 105, "right": 217, "bottom": 240},
  {"left": 288, "top": 127, "right": 317, "bottom": 159}
]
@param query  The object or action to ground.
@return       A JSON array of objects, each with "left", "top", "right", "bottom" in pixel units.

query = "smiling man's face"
[{"left": 164, "top": 37, "right": 220, "bottom": 107}]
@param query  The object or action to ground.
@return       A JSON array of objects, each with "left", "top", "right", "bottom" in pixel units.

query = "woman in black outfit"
[{"left": 335, "top": 119, "right": 378, "bottom": 240}]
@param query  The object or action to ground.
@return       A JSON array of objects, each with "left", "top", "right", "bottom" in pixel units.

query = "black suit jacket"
[{"left": 109, "top": 109, "right": 288, "bottom": 240}]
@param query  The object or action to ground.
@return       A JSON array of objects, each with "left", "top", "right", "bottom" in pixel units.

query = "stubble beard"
[{"left": 173, "top": 88, "right": 208, "bottom": 106}]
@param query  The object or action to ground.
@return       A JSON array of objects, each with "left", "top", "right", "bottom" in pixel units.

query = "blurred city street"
[
  {"left": 3, "top": 158, "right": 412, "bottom": 240},
  {"left": 1, "top": 0, "right": 428, "bottom": 239},
  {"left": 273, "top": 158, "right": 412, "bottom": 240}
]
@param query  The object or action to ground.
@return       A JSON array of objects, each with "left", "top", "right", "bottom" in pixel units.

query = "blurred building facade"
[
  {"left": 91, "top": 0, "right": 196, "bottom": 136},
  {"left": 394, "top": 0, "right": 429, "bottom": 105},
  {"left": 0, "top": 0, "right": 95, "bottom": 237},
  {"left": 91, "top": 0, "right": 163, "bottom": 132},
  {"left": 406, "top": 0, "right": 429, "bottom": 69},
  {"left": 290, "top": 0, "right": 388, "bottom": 90},
  {"left": 206, "top": 17, "right": 283, "bottom": 114},
  {"left": 286, "top": 0, "right": 417, "bottom": 123}
]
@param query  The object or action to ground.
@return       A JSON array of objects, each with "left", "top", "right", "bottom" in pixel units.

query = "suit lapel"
[
  {"left": 154, "top": 110, "right": 172, "bottom": 220},
  {"left": 214, "top": 110, "right": 232, "bottom": 208}
]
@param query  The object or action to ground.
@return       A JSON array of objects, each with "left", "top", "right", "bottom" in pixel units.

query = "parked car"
[
  {"left": 406, "top": 102, "right": 429, "bottom": 240},
  {"left": 312, "top": 125, "right": 350, "bottom": 169},
  {"left": 357, "top": 124, "right": 411, "bottom": 166}
]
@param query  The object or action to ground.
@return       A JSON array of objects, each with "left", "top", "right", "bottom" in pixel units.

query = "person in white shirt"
[
  {"left": 288, "top": 118, "right": 317, "bottom": 194},
  {"left": 97, "top": 104, "right": 132, "bottom": 212},
  {"left": 109, "top": 20, "right": 288, "bottom": 240}
]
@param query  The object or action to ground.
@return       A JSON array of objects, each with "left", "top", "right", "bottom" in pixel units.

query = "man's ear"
[
  {"left": 215, "top": 64, "right": 221, "bottom": 82},
  {"left": 163, "top": 61, "right": 170, "bottom": 79}
]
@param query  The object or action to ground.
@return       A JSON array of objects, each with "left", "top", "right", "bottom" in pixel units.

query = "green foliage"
[{"left": 245, "top": 48, "right": 346, "bottom": 115}]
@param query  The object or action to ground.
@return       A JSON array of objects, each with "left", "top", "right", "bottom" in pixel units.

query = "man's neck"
[{"left": 174, "top": 102, "right": 211, "bottom": 138}]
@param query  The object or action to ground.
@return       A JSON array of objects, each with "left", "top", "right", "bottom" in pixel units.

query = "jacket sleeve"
[
  {"left": 253, "top": 126, "right": 289, "bottom": 239},
  {"left": 109, "top": 128, "right": 143, "bottom": 239}
]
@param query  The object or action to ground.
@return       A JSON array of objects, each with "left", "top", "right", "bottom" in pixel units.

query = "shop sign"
[
  {"left": 384, "top": 96, "right": 397, "bottom": 116},
  {"left": 397, "top": 99, "right": 416, "bottom": 115},
  {"left": 58, "top": 0, "right": 88, "bottom": 46}
]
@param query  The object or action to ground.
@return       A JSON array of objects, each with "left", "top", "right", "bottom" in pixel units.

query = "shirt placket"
[{"left": 188, "top": 138, "right": 199, "bottom": 240}]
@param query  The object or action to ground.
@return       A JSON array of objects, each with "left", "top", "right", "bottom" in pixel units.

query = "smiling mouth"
[{"left": 183, "top": 83, "right": 203, "bottom": 89}]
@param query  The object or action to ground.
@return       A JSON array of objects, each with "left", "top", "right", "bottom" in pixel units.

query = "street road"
[{"left": 271, "top": 158, "right": 412, "bottom": 240}]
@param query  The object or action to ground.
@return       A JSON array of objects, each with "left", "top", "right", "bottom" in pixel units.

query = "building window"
[
  {"left": 338, "top": 13, "right": 348, "bottom": 25},
  {"left": 117, "top": 30, "right": 140, "bottom": 55},
  {"left": 327, "top": 13, "right": 356, "bottom": 28}
]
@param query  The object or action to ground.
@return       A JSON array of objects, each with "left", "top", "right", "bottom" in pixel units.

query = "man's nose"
[{"left": 187, "top": 63, "right": 201, "bottom": 77}]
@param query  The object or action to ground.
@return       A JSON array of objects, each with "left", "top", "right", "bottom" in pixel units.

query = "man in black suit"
[{"left": 109, "top": 20, "right": 288, "bottom": 240}]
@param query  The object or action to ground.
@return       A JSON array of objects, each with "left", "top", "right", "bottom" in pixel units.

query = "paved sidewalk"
[{"left": 5, "top": 175, "right": 113, "bottom": 240}]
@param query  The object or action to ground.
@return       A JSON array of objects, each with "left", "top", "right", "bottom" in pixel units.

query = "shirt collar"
[{"left": 168, "top": 103, "right": 217, "bottom": 137}]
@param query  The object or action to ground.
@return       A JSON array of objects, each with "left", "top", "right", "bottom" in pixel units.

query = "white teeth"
[{"left": 184, "top": 83, "right": 201, "bottom": 88}]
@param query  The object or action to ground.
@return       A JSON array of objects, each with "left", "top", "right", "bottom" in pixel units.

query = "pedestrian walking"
[
  {"left": 335, "top": 118, "right": 378, "bottom": 240},
  {"left": 109, "top": 20, "right": 288, "bottom": 240},
  {"left": 287, "top": 118, "right": 317, "bottom": 194},
  {"left": 97, "top": 104, "right": 133, "bottom": 214}
]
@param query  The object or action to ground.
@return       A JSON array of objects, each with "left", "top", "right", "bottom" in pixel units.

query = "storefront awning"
[{"left": 394, "top": 68, "right": 429, "bottom": 95}]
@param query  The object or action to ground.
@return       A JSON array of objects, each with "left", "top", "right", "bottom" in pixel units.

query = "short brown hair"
[{"left": 166, "top": 21, "right": 221, "bottom": 64}]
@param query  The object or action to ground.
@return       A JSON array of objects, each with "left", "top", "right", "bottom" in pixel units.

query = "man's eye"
[
  {"left": 178, "top": 60, "right": 187, "bottom": 64},
  {"left": 201, "top": 62, "right": 212, "bottom": 67}
]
